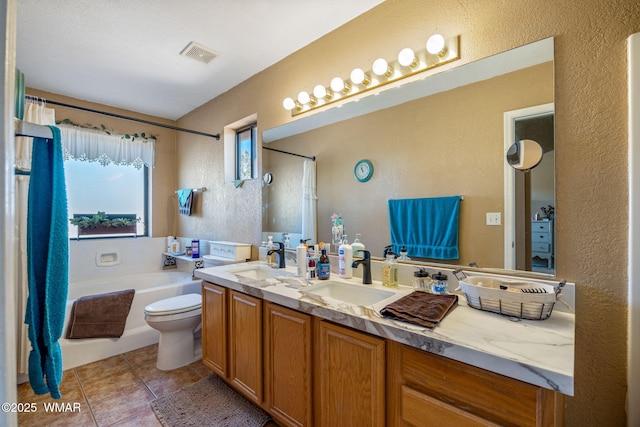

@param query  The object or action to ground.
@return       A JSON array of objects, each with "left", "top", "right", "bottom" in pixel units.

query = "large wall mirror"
[{"left": 262, "top": 37, "right": 555, "bottom": 276}]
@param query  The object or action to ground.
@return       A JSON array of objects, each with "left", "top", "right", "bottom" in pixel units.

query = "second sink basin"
[
  {"left": 228, "top": 265, "right": 291, "bottom": 280},
  {"left": 301, "top": 281, "right": 398, "bottom": 306}
]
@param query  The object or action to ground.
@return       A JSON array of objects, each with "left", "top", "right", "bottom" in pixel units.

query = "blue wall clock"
[{"left": 354, "top": 159, "right": 374, "bottom": 182}]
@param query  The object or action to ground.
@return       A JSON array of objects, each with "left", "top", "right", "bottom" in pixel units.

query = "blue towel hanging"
[
  {"left": 388, "top": 196, "right": 461, "bottom": 260},
  {"left": 176, "top": 189, "right": 193, "bottom": 216},
  {"left": 25, "top": 125, "right": 68, "bottom": 399}
]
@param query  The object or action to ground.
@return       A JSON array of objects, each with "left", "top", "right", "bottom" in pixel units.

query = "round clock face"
[{"left": 354, "top": 159, "right": 373, "bottom": 182}]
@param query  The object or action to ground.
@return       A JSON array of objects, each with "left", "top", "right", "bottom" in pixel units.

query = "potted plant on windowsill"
[{"left": 69, "top": 212, "right": 141, "bottom": 237}]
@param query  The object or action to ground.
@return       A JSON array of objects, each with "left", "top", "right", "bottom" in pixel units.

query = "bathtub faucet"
[{"left": 267, "top": 242, "right": 286, "bottom": 268}]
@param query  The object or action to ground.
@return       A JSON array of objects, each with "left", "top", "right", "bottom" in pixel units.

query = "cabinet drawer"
[
  {"left": 532, "top": 221, "right": 552, "bottom": 233},
  {"left": 401, "top": 385, "right": 500, "bottom": 427},
  {"left": 532, "top": 242, "right": 550, "bottom": 252},
  {"left": 532, "top": 233, "right": 550, "bottom": 243}
]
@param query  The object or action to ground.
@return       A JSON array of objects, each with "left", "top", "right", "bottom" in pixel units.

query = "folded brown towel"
[
  {"left": 66, "top": 289, "right": 135, "bottom": 339},
  {"left": 380, "top": 292, "right": 458, "bottom": 329}
]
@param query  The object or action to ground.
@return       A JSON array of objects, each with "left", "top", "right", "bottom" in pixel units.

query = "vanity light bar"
[{"left": 283, "top": 34, "right": 460, "bottom": 116}]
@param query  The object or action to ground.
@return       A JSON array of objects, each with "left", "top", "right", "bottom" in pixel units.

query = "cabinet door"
[
  {"left": 315, "top": 320, "right": 385, "bottom": 427},
  {"left": 229, "top": 290, "right": 263, "bottom": 404},
  {"left": 264, "top": 303, "right": 313, "bottom": 427},
  {"left": 201, "top": 281, "right": 228, "bottom": 378}
]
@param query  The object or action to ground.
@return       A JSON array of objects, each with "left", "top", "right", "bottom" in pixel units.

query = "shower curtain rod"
[
  {"left": 262, "top": 146, "right": 316, "bottom": 161},
  {"left": 45, "top": 99, "right": 221, "bottom": 140}
]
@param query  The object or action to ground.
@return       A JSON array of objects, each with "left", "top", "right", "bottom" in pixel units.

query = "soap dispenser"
[
  {"left": 382, "top": 252, "right": 398, "bottom": 288},
  {"left": 398, "top": 245, "right": 411, "bottom": 261},
  {"left": 266, "top": 236, "right": 275, "bottom": 267},
  {"left": 351, "top": 234, "right": 365, "bottom": 257}
]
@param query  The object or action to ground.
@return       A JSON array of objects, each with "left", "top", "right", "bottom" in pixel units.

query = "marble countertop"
[{"left": 194, "top": 261, "right": 574, "bottom": 396}]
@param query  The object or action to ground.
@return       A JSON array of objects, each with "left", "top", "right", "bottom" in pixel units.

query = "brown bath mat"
[{"left": 151, "top": 375, "right": 271, "bottom": 427}]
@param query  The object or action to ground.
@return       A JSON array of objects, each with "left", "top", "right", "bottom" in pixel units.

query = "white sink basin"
[
  {"left": 228, "top": 266, "right": 291, "bottom": 280},
  {"left": 301, "top": 281, "right": 398, "bottom": 306}
]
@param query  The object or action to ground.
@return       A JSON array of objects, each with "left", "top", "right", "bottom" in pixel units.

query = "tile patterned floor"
[{"left": 16, "top": 344, "right": 278, "bottom": 426}]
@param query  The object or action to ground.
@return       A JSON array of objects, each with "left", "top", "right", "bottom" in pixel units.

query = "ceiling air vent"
[{"left": 180, "top": 41, "right": 219, "bottom": 65}]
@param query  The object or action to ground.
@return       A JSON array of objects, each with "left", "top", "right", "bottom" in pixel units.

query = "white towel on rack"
[{"left": 15, "top": 102, "right": 56, "bottom": 171}]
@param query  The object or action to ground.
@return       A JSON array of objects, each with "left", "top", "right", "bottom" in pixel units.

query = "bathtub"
[{"left": 60, "top": 270, "right": 202, "bottom": 370}]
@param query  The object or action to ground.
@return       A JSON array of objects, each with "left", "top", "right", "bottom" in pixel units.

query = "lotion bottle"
[
  {"left": 338, "top": 235, "right": 353, "bottom": 279},
  {"left": 296, "top": 240, "right": 307, "bottom": 278}
]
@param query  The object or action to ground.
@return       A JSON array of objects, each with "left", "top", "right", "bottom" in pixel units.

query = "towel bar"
[{"left": 174, "top": 187, "right": 206, "bottom": 193}]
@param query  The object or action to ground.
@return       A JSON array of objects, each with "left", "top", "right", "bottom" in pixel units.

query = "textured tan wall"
[
  {"left": 28, "top": 88, "right": 178, "bottom": 238},
  {"left": 178, "top": 0, "right": 638, "bottom": 424}
]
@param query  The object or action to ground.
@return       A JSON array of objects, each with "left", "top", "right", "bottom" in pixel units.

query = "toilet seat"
[{"left": 144, "top": 293, "right": 201, "bottom": 316}]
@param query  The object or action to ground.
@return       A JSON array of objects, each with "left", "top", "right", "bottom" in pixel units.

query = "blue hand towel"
[
  {"left": 25, "top": 125, "right": 68, "bottom": 399},
  {"left": 177, "top": 189, "right": 193, "bottom": 216},
  {"left": 388, "top": 196, "right": 461, "bottom": 260}
]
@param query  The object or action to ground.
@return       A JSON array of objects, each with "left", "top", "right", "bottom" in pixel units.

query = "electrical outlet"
[{"left": 486, "top": 212, "right": 501, "bottom": 226}]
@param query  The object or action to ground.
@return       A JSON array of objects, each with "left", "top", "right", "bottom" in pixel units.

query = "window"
[
  {"left": 235, "top": 123, "right": 257, "bottom": 180},
  {"left": 65, "top": 159, "right": 148, "bottom": 239}
]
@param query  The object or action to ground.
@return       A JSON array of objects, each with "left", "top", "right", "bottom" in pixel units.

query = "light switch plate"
[{"left": 486, "top": 212, "right": 501, "bottom": 226}]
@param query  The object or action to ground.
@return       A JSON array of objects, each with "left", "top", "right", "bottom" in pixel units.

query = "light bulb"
[
  {"left": 350, "top": 68, "right": 369, "bottom": 85},
  {"left": 426, "top": 34, "right": 446, "bottom": 56},
  {"left": 283, "top": 97, "right": 296, "bottom": 110},
  {"left": 398, "top": 47, "right": 416, "bottom": 67},
  {"left": 297, "top": 91, "right": 311, "bottom": 104},
  {"left": 313, "top": 85, "right": 332, "bottom": 100},
  {"left": 330, "top": 77, "right": 350, "bottom": 93},
  {"left": 372, "top": 58, "right": 391, "bottom": 76}
]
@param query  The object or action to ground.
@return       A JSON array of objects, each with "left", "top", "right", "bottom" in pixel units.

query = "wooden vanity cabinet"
[
  {"left": 201, "top": 282, "right": 263, "bottom": 405},
  {"left": 314, "top": 320, "right": 386, "bottom": 427},
  {"left": 228, "top": 289, "right": 263, "bottom": 405},
  {"left": 201, "top": 281, "right": 228, "bottom": 377},
  {"left": 386, "top": 341, "right": 557, "bottom": 427},
  {"left": 264, "top": 302, "right": 313, "bottom": 427}
]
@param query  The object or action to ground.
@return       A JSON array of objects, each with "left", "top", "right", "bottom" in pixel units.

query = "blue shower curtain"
[{"left": 25, "top": 125, "right": 69, "bottom": 399}]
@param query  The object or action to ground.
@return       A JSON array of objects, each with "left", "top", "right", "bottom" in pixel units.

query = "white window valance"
[{"left": 59, "top": 124, "right": 155, "bottom": 169}]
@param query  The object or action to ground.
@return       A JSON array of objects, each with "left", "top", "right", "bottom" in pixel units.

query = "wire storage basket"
[{"left": 453, "top": 270, "right": 566, "bottom": 320}]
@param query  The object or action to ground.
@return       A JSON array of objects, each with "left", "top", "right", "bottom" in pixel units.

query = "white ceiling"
[{"left": 16, "top": 0, "right": 384, "bottom": 120}]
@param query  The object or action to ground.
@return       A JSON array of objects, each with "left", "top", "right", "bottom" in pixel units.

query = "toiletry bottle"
[
  {"left": 338, "top": 235, "right": 353, "bottom": 279},
  {"left": 170, "top": 237, "right": 180, "bottom": 253},
  {"left": 382, "top": 253, "right": 398, "bottom": 288},
  {"left": 398, "top": 245, "right": 411, "bottom": 261},
  {"left": 296, "top": 240, "right": 307, "bottom": 278},
  {"left": 266, "top": 236, "right": 275, "bottom": 267},
  {"left": 307, "top": 257, "right": 316, "bottom": 280},
  {"left": 191, "top": 239, "right": 200, "bottom": 259},
  {"left": 431, "top": 272, "right": 448, "bottom": 295},
  {"left": 317, "top": 248, "right": 331, "bottom": 280},
  {"left": 351, "top": 233, "right": 365, "bottom": 257}
]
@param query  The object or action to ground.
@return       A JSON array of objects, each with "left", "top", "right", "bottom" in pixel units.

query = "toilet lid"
[{"left": 144, "top": 293, "right": 202, "bottom": 315}]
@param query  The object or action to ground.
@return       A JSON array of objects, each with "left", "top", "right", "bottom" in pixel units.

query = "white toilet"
[{"left": 144, "top": 293, "right": 202, "bottom": 371}]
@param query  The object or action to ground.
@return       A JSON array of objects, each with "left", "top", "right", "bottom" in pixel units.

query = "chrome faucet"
[
  {"left": 267, "top": 242, "right": 286, "bottom": 268},
  {"left": 352, "top": 250, "right": 372, "bottom": 284}
]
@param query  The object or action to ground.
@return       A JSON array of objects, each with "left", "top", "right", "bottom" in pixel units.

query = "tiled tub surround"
[{"left": 195, "top": 261, "right": 575, "bottom": 396}]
